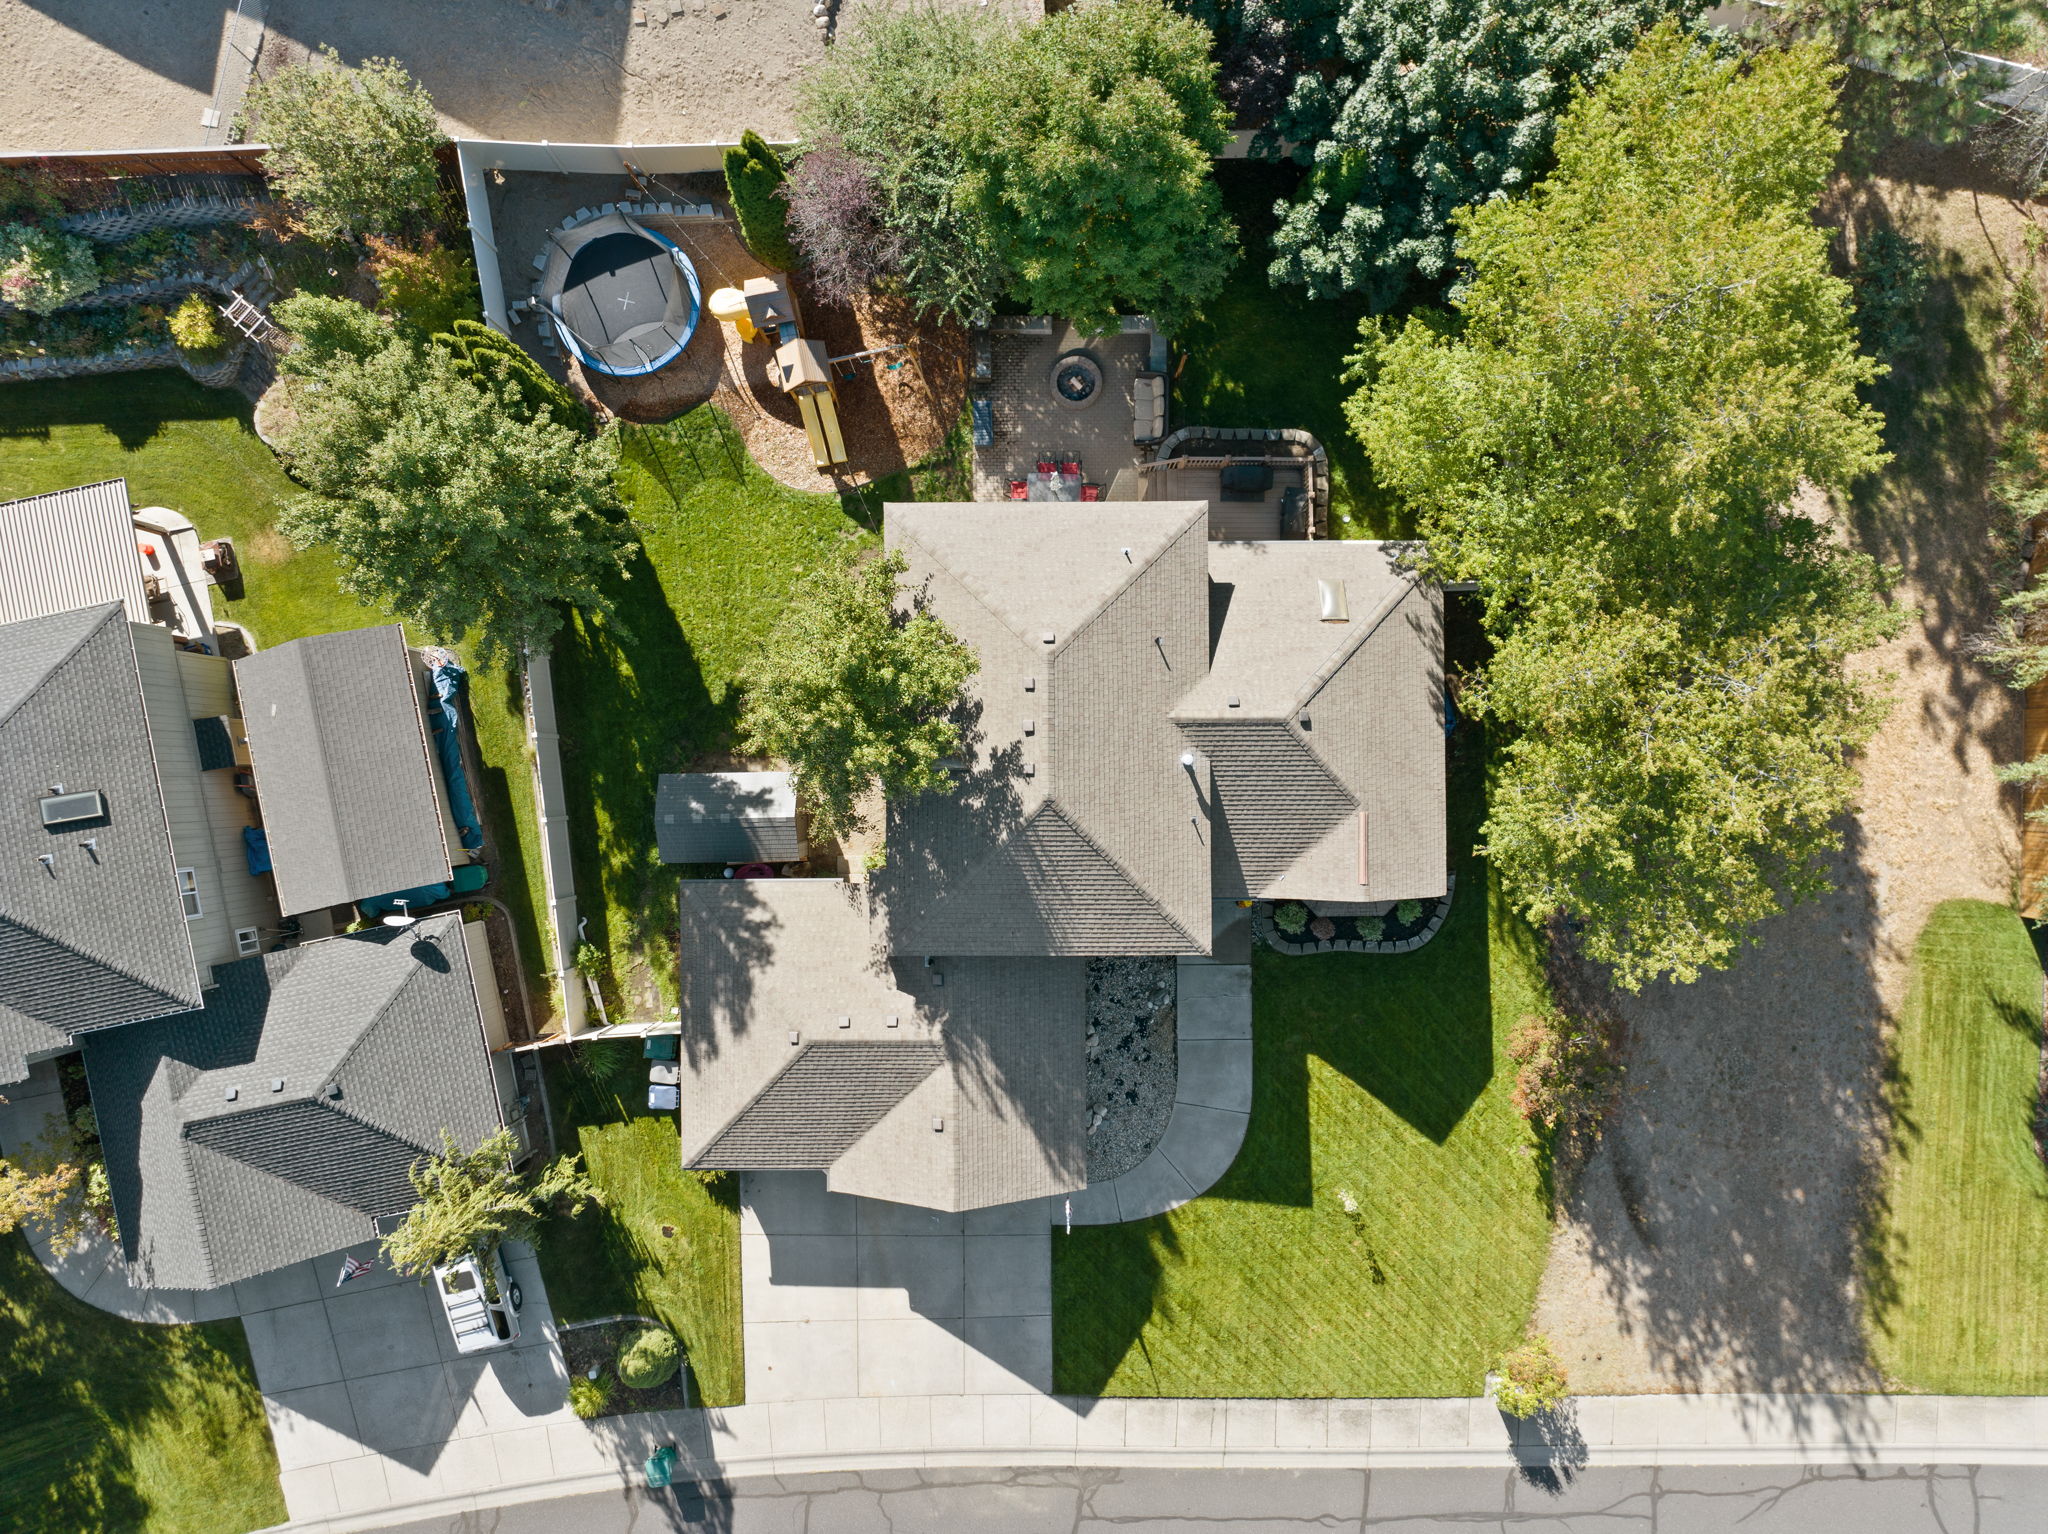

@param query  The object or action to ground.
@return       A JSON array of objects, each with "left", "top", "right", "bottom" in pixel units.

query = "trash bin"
[{"left": 645, "top": 1444, "right": 678, "bottom": 1489}]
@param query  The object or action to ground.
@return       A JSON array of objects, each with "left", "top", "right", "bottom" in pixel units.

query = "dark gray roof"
[
  {"left": 235, "top": 625, "right": 452, "bottom": 916},
  {"left": 82, "top": 912, "right": 502, "bottom": 1291},
  {"left": 0, "top": 604, "right": 201, "bottom": 1084},
  {"left": 877, "top": 503, "right": 1215, "bottom": 957},
  {"left": 656, "top": 772, "right": 803, "bottom": 864},
  {"left": 677, "top": 878, "right": 1086, "bottom": 1211},
  {"left": 0, "top": 479, "right": 150, "bottom": 626}
]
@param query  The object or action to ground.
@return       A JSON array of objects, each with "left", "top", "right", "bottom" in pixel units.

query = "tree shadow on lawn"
[{"left": 0, "top": 368, "right": 252, "bottom": 452}]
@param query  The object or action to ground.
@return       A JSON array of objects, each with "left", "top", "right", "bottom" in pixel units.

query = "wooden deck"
[{"left": 1141, "top": 462, "right": 1305, "bottom": 539}]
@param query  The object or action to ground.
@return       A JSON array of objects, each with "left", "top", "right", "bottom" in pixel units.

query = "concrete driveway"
[
  {"left": 248, "top": 1240, "right": 579, "bottom": 1521},
  {"left": 742, "top": 1172, "right": 1054, "bottom": 1404}
]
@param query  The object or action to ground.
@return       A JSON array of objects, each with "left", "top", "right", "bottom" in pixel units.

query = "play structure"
[
  {"left": 538, "top": 211, "right": 702, "bottom": 377},
  {"left": 704, "top": 273, "right": 913, "bottom": 472}
]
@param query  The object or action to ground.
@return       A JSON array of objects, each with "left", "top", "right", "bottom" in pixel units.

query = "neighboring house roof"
[
  {"left": 655, "top": 771, "right": 802, "bottom": 864},
  {"left": 677, "top": 878, "right": 1086, "bottom": 1211},
  {"left": 0, "top": 479, "right": 150, "bottom": 626},
  {"left": 878, "top": 503, "right": 1215, "bottom": 957},
  {"left": 0, "top": 604, "right": 201, "bottom": 1085},
  {"left": 235, "top": 625, "right": 453, "bottom": 916},
  {"left": 83, "top": 913, "right": 503, "bottom": 1291},
  {"left": 1176, "top": 542, "right": 1446, "bottom": 902}
]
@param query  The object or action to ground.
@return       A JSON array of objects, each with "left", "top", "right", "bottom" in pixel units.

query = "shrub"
[
  {"left": 1355, "top": 915, "right": 1384, "bottom": 941},
  {"left": 370, "top": 236, "right": 481, "bottom": 339},
  {"left": 724, "top": 130, "right": 797, "bottom": 271},
  {"left": 1395, "top": 898, "right": 1424, "bottom": 926},
  {"left": 617, "top": 1325, "right": 680, "bottom": 1388},
  {"left": 0, "top": 222, "right": 99, "bottom": 313},
  {"left": 579, "top": 1040, "right": 635, "bottom": 1091},
  {"left": 1851, "top": 226, "right": 1930, "bottom": 364},
  {"left": 1506, "top": 1007, "right": 1622, "bottom": 1134},
  {"left": 1309, "top": 916, "right": 1337, "bottom": 941},
  {"left": 169, "top": 293, "right": 226, "bottom": 358},
  {"left": 568, "top": 1371, "right": 613, "bottom": 1420},
  {"left": 1272, "top": 901, "right": 1309, "bottom": 935},
  {"left": 779, "top": 137, "right": 903, "bottom": 305},
  {"left": 436, "top": 317, "right": 589, "bottom": 434},
  {"left": 1491, "top": 1335, "right": 1569, "bottom": 1417}
]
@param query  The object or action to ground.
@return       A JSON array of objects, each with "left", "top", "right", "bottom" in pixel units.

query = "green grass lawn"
[
  {"left": 553, "top": 405, "right": 873, "bottom": 1013},
  {"left": 1174, "top": 163, "right": 1404, "bottom": 540},
  {"left": 0, "top": 1234, "right": 284, "bottom": 1534},
  {"left": 534, "top": 1041, "right": 744, "bottom": 1405},
  {"left": 1866, "top": 900, "right": 2048, "bottom": 1393},
  {"left": 1052, "top": 729, "right": 1553, "bottom": 1396},
  {"left": 0, "top": 371, "right": 552, "bottom": 1020}
]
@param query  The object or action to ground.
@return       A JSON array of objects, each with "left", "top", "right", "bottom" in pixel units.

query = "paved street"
[{"left": 363, "top": 1463, "right": 2048, "bottom": 1532}]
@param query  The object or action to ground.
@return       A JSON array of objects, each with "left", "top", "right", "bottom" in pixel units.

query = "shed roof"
[
  {"left": 0, "top": 479, "right": 149, "bottom": 627},
  {"left": 83, "top": 913, "right": 502, "bottom": 1291},
  {"left": 656, "top": 771, "right": 801, "bottom": 864},
  {"left": 234, "top": 626, "right": 452, "bottom": 916},
  {"left": 0, "top": 604, "right": 201, "bottom": 1084}
]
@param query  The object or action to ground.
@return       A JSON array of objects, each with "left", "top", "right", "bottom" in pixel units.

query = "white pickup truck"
[{"left": 432, "top": 1249, "right": 524, "bottom": 1354}]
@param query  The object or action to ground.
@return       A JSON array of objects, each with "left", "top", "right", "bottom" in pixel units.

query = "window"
[
  {"left": 234, "top": 926, "right": 260, "bottom": 957},
  {"left": 176, "top": 868, "right": 201, "bottom": 919}
]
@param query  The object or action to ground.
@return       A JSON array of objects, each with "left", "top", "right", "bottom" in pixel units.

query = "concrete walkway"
[{"left": 1069, "top": 957, "right": 1252, "bottom": 1225}]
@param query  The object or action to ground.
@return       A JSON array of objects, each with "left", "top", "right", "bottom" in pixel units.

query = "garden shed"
[{"left": 656, "top": 770, "right": 802, "bottom": 865}]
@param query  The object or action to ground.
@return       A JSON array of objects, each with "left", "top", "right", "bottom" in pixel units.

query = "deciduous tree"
[
  {"left": 1350, "top": 25, "right": 1897, "bottom": 988},
  {"left": 778, "top": 138, "right": 905, "bottom": 306},
  {"left": 738, "top": 546, "right": 978, "bottom": 840},
  {"left": 380, "top": 1127, "right": 598, "bottom": 1275}
]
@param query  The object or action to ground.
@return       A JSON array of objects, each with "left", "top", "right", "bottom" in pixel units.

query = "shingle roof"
[
  {"left": 655, "top": 772, "right": 802, "bottom": 864},
  {"left": 878, "top": 503, "right": 1214, "bottom": 957},
  {"left": 235, "top": 625, "right": 453, "bottom": 916},
  {"left": 0, "top": 604, "right": 201, "bottom": 1084},
  {"left": 82, "top": 913, "right": 502, "bottom": 1291},
  {"left": 1177, "top": 542, "right": 1446, "bottom": 902},
  {"left": 0, "top": 480, "right": 149, "bottom": 626},
  {"left": 677, "top": 878, "right": 1086, "bottom": 1211}
]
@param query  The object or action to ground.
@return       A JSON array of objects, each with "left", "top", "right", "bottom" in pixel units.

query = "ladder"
[{"left": 219, "top": 292, "right": 276, "bottom": 344}]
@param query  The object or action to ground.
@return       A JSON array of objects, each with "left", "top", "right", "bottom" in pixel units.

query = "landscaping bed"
[
  {"left": 1257, "top": 889, "right": 1452, "bottom": 955},
  {"left": 1085, "top": 957, "right": 1177, "bottom": 1182},
  {"left": 560, "top": 1319, "right": 690, "bottom": 1418}
]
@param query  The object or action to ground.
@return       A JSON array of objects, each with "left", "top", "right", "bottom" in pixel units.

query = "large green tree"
[
  {"left": 242, "top": 47, "right": 443, "bottom": 241},
  {"left": 1351, "top": 25, "right": 1897, "bottom": 988},
  {"left": 1267, "top": 0, "right": 1688, "bottom": 307},
  {"left": 948, "top": 0, "right": 1236, "bottom": 333},
  {"left": 274, "top": 294, "right": 634, "bottom": 666},
  {"left": 381, "top": 1127, "right": 598, "bottom": 1276},
  {"left": 739, "top": 546, "right": 978, "bottom": 842}
]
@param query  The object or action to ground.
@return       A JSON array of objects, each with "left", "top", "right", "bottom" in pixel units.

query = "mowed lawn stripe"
[{"left": 1870, "top": 899, "right": 2048, "bottom": 1393}]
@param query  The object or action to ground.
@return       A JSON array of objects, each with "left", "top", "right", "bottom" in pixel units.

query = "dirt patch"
[
  {"left": 1532, "top": 139, "right": 2035, "bottom": 1394},
  {"left": 0, "top": 4, "right": 217, "bottom": 153}
]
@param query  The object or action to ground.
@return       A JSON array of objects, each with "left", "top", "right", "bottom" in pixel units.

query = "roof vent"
[
  {"left": 1040, "top": 630, "right": 1056, "bottom": 645},
  {"left": 788, "top": 1030, "right": 801, "bottom": 1046},
  {"left": 325, "top": 1081, "right": 342, "bottom": 1099},
  {"left": 835, "top": 1015, "right": 851, "bottom": 1029},
  {"left": 1121, "top": 547, "right": 1132, "bottom": 562},
  {"left": 224, "top": 1086, "right": 238, "bottom": 1102},
  {"left": 1024, "top": 676, "right": 1036, "bottom": 692},
  {"left": 39, "top": 790, "right": 105, "bottom": 828},
  {"left": 1022, "top": 762, "right": 1036, "bottom": 779},
  {"left": 932, "top": 1117, "right": 945, "bottom": 1133},
  {"left": 1298, "top": 712, "right": 1312, "bottom": 731},
  {"left": 1022, "top": 718, "right": 1035, "bottom": 736},
  {"left": 1227, "top": 695, "right": 1240, "bottom": 708},
  {"left": 886, "top": 1014, "right": 900, "bottom": 1028},
  {"left": 270, "top": 1078, "right": 285, "bottom": 1093},
  {"left": 1319, "top": 579, "right": 1350, "bottom": 623}
]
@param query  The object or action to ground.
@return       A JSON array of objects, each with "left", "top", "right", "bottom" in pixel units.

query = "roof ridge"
[
  {"left": 0, "top": 602, "right": 125, "bottom": 733},
  {"left": 1292, "top": 571, "right": 1422, "bottom": 714},
  {"left": 890, "top": 523, "right": 1030, "bottom": 651},
  {"left": 1032, "top": 800, "right": 1202, "bottom": 951},
  {"left": 1049, "top": 504, "right": 1205, "bottom": 656},
  {"left": 324, "top": 915, "right": 468, "bottom": 1090},
  {"left": 690, "top": 1039, "right": 945, "bottom": 1169}
]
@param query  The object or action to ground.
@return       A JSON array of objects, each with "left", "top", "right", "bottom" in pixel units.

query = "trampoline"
[{"left": 540, "top": 212, "right": 702, "bottom": 378}]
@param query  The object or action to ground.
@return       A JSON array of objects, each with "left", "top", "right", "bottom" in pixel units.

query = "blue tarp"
[
  {"left": 428, "top": 662, "right": 486, "bottom": 854},
  {"left": 359, "top": 880, "right": 452, "bottom": 919},
  {"left": 242, "top": 824, "right": 271, "bottom": 876}
]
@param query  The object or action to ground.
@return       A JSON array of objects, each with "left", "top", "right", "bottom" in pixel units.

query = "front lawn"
[
  {"left": 0, "top": 372, "right": 551, "bottom": 1022},
  {"left": 553, "top": 405, "right": 873, "bottom": 1013},
  {"left": 0, "top": 1234, "right": 283, "bottom": 1534},
  {"left": 1866, "top": 900, "right": 2048, "bottom": 1392},
  {"left": 1173, "top": 163, "right": 1403, "bottom": 540},
  {"left": 1051, "top": 729, "right": 1553, "bottom": 1396},
  {"left": 534, "top": 1041, "right": 745, "bottom": 1406}
]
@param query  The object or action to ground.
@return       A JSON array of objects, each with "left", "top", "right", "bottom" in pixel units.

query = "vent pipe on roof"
[{"left": 1319, "top": 579, "right": 1350, "bottom": 622}]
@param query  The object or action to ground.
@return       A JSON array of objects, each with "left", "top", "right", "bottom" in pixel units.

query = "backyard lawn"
[
  {"left": 1866, "top": 900, "right": 2048, "bottom": 1392},
  {"left": 1051, "top": 729, "right": 1554, "bottom": 1396},
  {"left": 553, "top": 405, "right": 874, "bottom": 1014},
  {"left": 0, "top": 371, "right": 551, "bottom": 1021},
  {"left": 1173, "top": 162, "right": 1403, "bottom": 540},
  {"left": 0, "top": 1234, "right": 283, "bottom": 1534},
  {"left": 534, "top": 1040, "right": 744, "bottom": 1405}
]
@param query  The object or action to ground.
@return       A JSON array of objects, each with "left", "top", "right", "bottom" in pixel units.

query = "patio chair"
[
  {"left": 971, "top": 396, "right": 995, "bottom": 447},
  {"left": 1008, "top": 479, "right": 1029, "bottom": 500},
  {"left": 1081, "top": 482, "right": 1105, "bottom": 502},
  {"left": 1060, "top": 458, "right": 1081, "bottom": 477},
  {"left": 1131, "top": 371, "right": 1168, "bottom": 444},
  {"left": 1036, "top": 458, "right": 1055, "bottom": 475}
]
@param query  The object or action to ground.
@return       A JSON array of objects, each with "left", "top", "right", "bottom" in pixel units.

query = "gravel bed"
[{"left": 1085, "top": 957, "right": 1177, "bottom": 1182}]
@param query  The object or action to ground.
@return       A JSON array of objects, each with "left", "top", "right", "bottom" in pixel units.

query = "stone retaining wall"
[{"left": 1253, "top": 874, "right": 1457, "bottom": 956}]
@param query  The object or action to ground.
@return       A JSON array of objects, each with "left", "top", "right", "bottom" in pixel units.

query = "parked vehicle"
[{"left": 432, "top": 1248, "right": 524, "bottom": 1353}]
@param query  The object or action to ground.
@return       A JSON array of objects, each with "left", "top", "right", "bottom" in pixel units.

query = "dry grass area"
[
  {"left": 1532, "top": 138, "right": 2035, "bottom": 1395},
  {"left": 574, "top": 220, "right": 968, "bottom": 492}
]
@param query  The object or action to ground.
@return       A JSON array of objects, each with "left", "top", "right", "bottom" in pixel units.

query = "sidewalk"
[{"left": 272, "top": 1389, "right": 2048, "bottom": 1531}]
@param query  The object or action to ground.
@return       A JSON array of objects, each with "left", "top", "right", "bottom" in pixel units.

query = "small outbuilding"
[{"left": 656, "top": 771, "right": 802, "bottom": 865}]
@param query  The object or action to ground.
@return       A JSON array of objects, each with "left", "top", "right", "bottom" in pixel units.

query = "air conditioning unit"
[{"left": 39, "top": 790, "right": 105, "bottom": 828}]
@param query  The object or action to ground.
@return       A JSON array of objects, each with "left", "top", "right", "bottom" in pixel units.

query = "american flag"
[{"left": 336, "top": 1254, "right": 375, "bottom": 1287}]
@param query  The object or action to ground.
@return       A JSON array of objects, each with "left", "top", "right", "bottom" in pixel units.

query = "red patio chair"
[
  {"left": 1060, "top": 459, "right": 1081, "bottom": 477},
  {"left": 1080, "top": 482, "right": 1104, "bottom": 502},
  {"left": 1035, "top": 458, "right": 1055, "bottom": 475},
  {"left": 1008, "top": 479, "right": 1029, "bottom": 500}
]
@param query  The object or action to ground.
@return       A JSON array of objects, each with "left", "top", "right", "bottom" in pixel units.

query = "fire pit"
[{"left": 1050, "top": 351, "right": 1104, "bottom": 408}]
